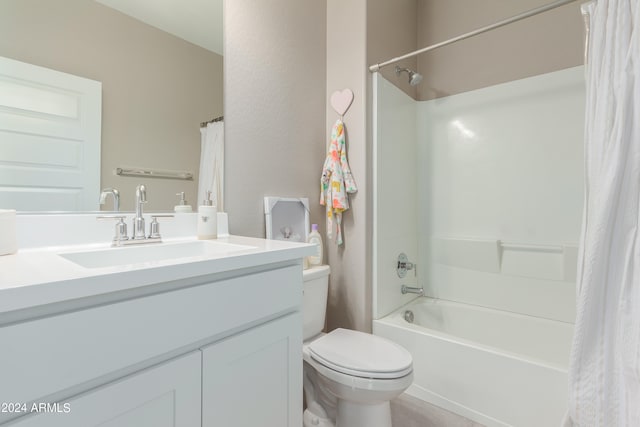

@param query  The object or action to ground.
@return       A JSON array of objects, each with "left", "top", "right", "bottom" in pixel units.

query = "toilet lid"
[{"left": 308, "top": 328, "right": 413, "bottom": 379}]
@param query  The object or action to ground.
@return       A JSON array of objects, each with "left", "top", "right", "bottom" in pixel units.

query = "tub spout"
[{"left": 401, "top": 285, "right": 424, "bottom": 296}]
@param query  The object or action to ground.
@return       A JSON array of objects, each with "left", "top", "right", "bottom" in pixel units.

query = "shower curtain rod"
[
  {"left": 200, "top": 115, "right": 224, "bottom": 127},
  {"left": 368, "top": 0, "right": 579, "bottom": 72}
]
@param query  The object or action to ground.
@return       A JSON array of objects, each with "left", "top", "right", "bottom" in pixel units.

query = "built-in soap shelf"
[{"left": 432, "top": 237, "right": 578, "bottom": 282}]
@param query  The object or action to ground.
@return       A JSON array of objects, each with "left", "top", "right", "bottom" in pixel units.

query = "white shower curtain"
[
  {"left": 565, "top": 1, "right": 640, "bottom": 426},
  {"left": 198, "top": 121, "right": 224, "bottom": 211}
]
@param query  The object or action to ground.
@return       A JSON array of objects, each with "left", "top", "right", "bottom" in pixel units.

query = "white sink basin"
[{"left": 59, "top": 240, "right": 256, "bottom": 269}]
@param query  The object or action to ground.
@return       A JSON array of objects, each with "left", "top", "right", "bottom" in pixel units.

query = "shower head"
[{"left": 395, "top": 66, "right": 423, "bottom": 86}]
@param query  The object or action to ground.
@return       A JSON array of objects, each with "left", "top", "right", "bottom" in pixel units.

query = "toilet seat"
[
  {"left": 308, "top": 328, "right": 413, "bottom": 379},
  {"left": 304, "top": 352, "right": 414, "bottom": 395}
]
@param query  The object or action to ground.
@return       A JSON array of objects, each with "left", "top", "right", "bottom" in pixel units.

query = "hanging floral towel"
[{"left": 320, "top": 119, "right": 357, "bottom": 245}]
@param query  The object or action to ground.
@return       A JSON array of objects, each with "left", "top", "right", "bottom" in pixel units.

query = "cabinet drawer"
[{"left": 0, "top": 264, "right": 301, "bottom": 421}]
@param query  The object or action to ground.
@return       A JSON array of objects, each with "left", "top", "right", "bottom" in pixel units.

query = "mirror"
[{"left": 0, "top": 0, "right": 223, "bottom": 212}]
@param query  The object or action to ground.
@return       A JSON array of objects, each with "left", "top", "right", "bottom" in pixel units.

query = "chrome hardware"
[
  {"left": 97, "top": 215, "right": 129, "bottom": 244},
  {"left": 98, "top": 186, "right": 174, "bottom": 246},
  {"left": 149, "top": 217, "right": 161, "bottom": 239},
  {"left": 401, "top": 285, "right": 424, "bottom": 296},
  {"left": 148, "top": 214, "right": 174, "bottom": 240},
  {"left": 99, "top": 188, "right": 120, "bottom": 212},
  {"left": 397, "top": 253, "right": 416, "bottom": 278},
  {"left": 404, "top": 310, "right": 414, "bottom": 323},
  {"left": 133, "top": 184, "right": 147, "bottom": 240},
  {"left": 115, "top": 167, "right": 193, "bottom": 181}
]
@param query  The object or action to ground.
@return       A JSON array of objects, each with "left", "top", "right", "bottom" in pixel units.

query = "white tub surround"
[
  {"left": 374, "top": 67, "right": 585, "bottom": 321},
  {"left": 416, "top": 67, "right": 584, "bottom": 322},
  {"left": 375, "top": 298, "right": 573, "bottom": 427},
  {"left": 372, "top": 68, "right": 584, "bottom": 426},
  {"left": 372, "top": 74, "right": 418, "bottom": 319},
  {"left": 0, "top": 213, "right": 314, "bottom": 427},
  {"left": 373, "top": 68, "right": 584, "bottom": 320},
  {"left": 0, "top": 209, "right": 17, "bottom": 255}
]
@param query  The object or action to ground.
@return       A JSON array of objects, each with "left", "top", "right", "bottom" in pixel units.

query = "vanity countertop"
[{"left": 0, "top": 235, "right": 315, "bottom": 315}]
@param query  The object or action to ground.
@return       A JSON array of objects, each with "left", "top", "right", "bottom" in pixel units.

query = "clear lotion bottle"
[{"left": 197, "top": 191, "right": 217, "bottom": 239}]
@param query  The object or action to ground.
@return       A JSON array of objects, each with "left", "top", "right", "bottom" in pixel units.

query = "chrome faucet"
[
  {"left": 97, "top": 185, "right": 174, "bottom": 246},
  {"left": 99, "top": 188, "right": 120, "bottom": 212},
  {"left": 401, "top": 285, "right": 424, "bottom": 296},
  {"left": 132, "top": 184, "right": 147, "bottom": 240}
]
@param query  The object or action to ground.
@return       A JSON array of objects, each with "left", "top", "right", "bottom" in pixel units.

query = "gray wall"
[
  {"left": 224, "top": 0, "right": 327, "bottom": 237},
  {"left": 417, "top": 0, "right": 584, "bottom": 100},
  {"left": 0, "top": 0, "right": 223, "bottom": 211},
  {"left": 367, "top": 0, "right": 418, "bottom": 99},
  {"left": 323, "top": 0, "right": 421, "bottom": 333},
  {"left": 325, "top": 0, "right": 370, "bottom": 332},
  {"left": 224, "top": 0, "right": 585, "bottom": 336}
]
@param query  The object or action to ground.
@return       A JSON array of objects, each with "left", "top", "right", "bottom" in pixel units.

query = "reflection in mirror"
[{"left": 0, "top": 0, "right": 223, "bottom": 212}]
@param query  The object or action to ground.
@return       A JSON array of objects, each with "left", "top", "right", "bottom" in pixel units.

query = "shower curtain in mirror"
[
  {"left": 565, "top": 1, "right": 640, "bottom": 425},
  {"left": 198, "top": 121, "right": 224, "bottom": 211}
]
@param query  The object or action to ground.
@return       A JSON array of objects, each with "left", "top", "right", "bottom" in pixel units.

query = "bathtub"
[{"left": 373, "top": 297, "right": 574, "bottom": 427}]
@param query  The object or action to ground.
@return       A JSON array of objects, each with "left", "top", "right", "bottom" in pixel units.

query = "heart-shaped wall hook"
[{"left": 330, "top": 89, "right": 354, "bottom": 118}]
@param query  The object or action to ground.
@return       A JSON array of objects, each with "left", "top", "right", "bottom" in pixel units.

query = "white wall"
[{"left": 417, "top": 66, "right": 585, "bottom": 322}]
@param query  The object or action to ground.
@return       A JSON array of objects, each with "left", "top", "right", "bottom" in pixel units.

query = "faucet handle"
[
  {"left": 397, "top": 253, "right": 416, "bottom": 278},
  {"left": 148, "top": 215, "right": 174, "bottom": 240},
  {"left": 148, "top": 217, "right": 161, "bottom": 239},
  {"left": 97, "top": 215, "right": 129, "bottom": 244}
]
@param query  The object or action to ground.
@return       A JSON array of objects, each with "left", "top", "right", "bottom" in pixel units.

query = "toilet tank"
[{"left": 303, "top": 265, "right": 330, "bottom": 341}]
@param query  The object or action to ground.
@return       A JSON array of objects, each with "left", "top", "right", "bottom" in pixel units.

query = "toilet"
[{"left": 302, "top": 265, "right": 413, "bottom": 427}]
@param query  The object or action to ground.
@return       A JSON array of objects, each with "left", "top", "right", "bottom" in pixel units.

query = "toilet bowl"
[{"left": 303, "top": 266, "right": 413, "bottom": 427}]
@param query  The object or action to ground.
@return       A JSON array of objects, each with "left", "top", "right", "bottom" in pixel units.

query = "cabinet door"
[
  {"left": 202, "top": 313, "right": 302, "bottom": 427},
  {"left": 7, "top": 351, "right": 201, "bottom": 427}
]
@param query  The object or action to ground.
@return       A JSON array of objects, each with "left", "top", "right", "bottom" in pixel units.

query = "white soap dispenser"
[
  {"left": 197, "top": 191, "right": 217, "bottom": 239},
  {"left": 174, "top": 192, "right": 193, "bottom": 213}
]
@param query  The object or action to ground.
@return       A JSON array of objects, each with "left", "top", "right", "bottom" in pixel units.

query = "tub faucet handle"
[
  {"left": 397, "top": 253, "right": 416, "bottom": 278},
  {"left": 401, "top": 285, "right": 424, "bottom": 296}
]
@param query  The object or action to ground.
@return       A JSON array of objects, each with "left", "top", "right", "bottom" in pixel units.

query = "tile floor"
[{"left": 390, "top": 393, "right": 486, "bottom": 427}]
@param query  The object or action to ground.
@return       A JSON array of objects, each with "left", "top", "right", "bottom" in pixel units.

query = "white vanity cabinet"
[
  {"left": 0, "top": 256, "right": 306, "bottom": 427},
  {"left": 8, "top": 352, "right": 202, "bottom": 427},
  {"left": 202, "top": 312, "right": 302, "bottom": 426}
]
